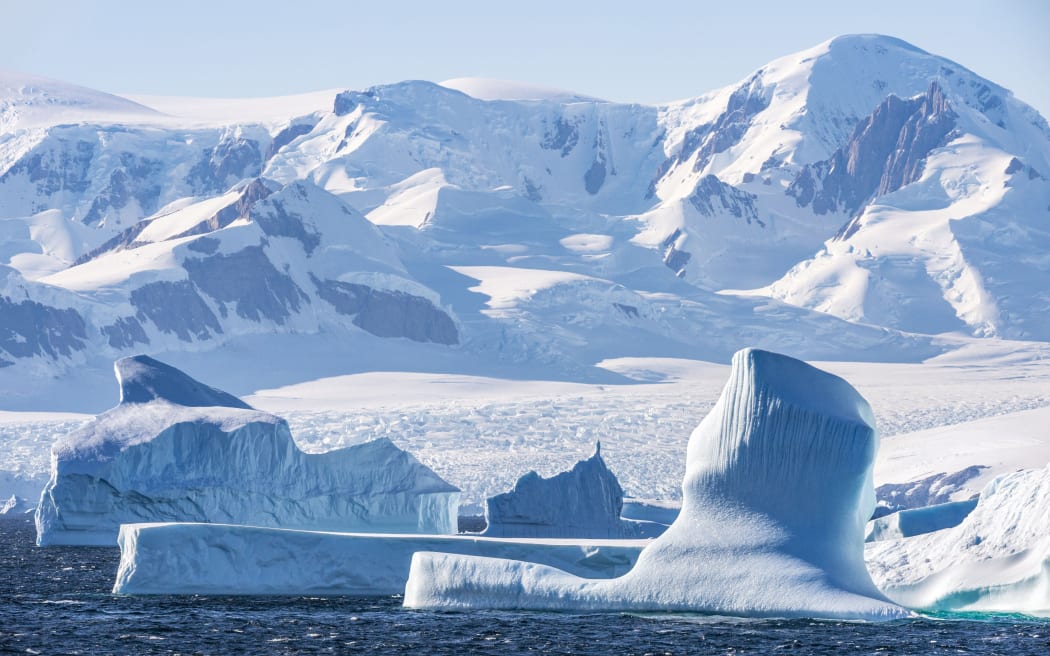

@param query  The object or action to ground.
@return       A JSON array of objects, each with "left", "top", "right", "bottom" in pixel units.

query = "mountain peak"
[{"left": 0, "top": 69, "right": 161, "bottom": 132}]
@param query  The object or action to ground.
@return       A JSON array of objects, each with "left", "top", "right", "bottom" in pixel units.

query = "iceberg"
[
  {"left": 865, "top": 498, "right": 978, "bottom": 542},
  {"left": 866, "top": 464, "right": 1050, "bottom": 615},
  {"left": 404, "top": 348, "right": 908, "bottom": 619},
  {"left": 482, "top": 443, "right": 664, "bottom": 539},
  {"left": 35, "top": 355, "right": 459, "bottom": 546},
  {"left": 113, "top": 522, "right": 643, "bottom": 595}
]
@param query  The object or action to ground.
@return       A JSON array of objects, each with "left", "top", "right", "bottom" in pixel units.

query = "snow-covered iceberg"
[
  {"left": 865, "top": 498, "right": 977, "bottom": 542},
  {"left": 482, "top": 443, "right": 664, "bottom": 539},
  {"left": 113, "top": 522, "right": 642, "bottom": 595},
  {"left": 866, "top": 464, "right": 1050, "bottom": 615},
  {"left": 404, "top": 348, "right": 907, "bottom": 619},
  {"left": 36, "top": 355, "right": 459, "bottom": 546}
]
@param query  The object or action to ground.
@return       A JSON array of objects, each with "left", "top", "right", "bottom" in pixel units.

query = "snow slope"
[
  {"left": 404, "top": 349, "right": 907, "bottom": 620},
  {"left": 0, "top": 70, "right": 161, "bottom": 132},
  {"left": 874, "top": 405, "right": 1050, "bottom": 510}
]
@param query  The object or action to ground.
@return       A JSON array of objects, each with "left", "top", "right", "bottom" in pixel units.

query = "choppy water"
[{"left": 1, "top": 518, "right": 1047, "bottom": 655}]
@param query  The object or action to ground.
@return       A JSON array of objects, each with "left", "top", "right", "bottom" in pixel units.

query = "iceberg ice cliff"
[
  {"left": 113, "top": 522, "right": 642, "bottom": 596},
  {"left": 35, "top": 355, "right": 459, "bottom": 546},
  {"left": 404, "top": 348, "right": 907, "bottom": 619},
  {"left": 866, "top": 464, "right": 1050, "bottom": 615},
  {"left": 482, "top": 443, "right": 664, "bottom": 539}
]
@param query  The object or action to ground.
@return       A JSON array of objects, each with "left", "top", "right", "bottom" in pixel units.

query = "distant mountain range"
[{"left": 1, "top": 34, "right": 1048, "bottom": 408}]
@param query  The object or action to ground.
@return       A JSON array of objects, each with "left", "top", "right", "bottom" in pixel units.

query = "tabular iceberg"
[
  {"left": 404, "top": 348, "right": 908, "bottom": 619},
  {"left": 866, "top": 464, "right": 1050, "bottom": 615},
  {"left": 113, "top": 522, "right": 642, "bottom": 595},
  {"left": 482, "top": 443, "right": 664, "bottom": 539},
  {"left": 35, "top": 355, "right": 459, "bottom": 546}
]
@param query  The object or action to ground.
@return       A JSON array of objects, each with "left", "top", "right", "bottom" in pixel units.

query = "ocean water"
[{"left": 1, "top": 518, "right": 1047, "bottom": 656}]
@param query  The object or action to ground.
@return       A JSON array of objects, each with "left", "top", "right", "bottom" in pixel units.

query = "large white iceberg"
[
  {"left": 482, "top": 443, "right": 664, "bottom": 539},
  {"left": 36, "top": 355, "right": 459, "bottom": 546},
  {"left": 866, "top": 464, "right": 1050, "bottom": 615},
  {"left": 404, "top": 348, "right": 907, "bottom": 619},
  {"left": 113, "top": 522, "right": 642, "bottom": 595}
]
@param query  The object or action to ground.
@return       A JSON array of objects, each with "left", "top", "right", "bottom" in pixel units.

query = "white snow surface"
[
  {"left": 439, "top": 78, "right": 603, "bottom": 103},
  {"left": 121, "top": 90, "right": 337, "bottom": 126},
  {"left": 113, "top": 522, "right": 642, "bottom": 596},
  {"left": 5, "top": 348, "right": 1050, "bottom": 514},
  {"left": 0, "top": 70, "right": 161, "bottom": 132},
  {"left": 35, "top": 356, "right": 459, "bottom": 546},
  {"left": 866, "top": 465, "right": 1050, "bottom": 615},
  {"left": 403, "top": 349, "right": 908, "bottom": 620}
]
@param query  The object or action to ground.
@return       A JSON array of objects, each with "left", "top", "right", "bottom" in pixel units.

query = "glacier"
[
  {"left": 866, "top": 464, "right": 1050, "bottom": 615},
  {"left": 35, "top": 355, "right": 459, "bottom": 546},
  {"left": 403, "top": 348, "right": 908, "bottom": 620},
  {"left": 113, "top": 522, "right": 642, "bottom": 596},
  {"left": 482, "top": 442, "right": 664, "bottom": 538}
]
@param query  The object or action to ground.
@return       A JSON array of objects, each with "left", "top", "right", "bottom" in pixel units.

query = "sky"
[{"left": 3, "top": 0, "right": 1048, "bottom": 118}]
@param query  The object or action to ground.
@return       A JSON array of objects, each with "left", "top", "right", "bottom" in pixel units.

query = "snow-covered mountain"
[{"left": 1, "top": 35, "right": 1047, "bottom": 408}]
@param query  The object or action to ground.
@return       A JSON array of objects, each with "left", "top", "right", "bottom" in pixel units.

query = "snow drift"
[
  {"left": 404, "top": 348, "right": 907, "bottom": 619},
  {"left": 866, "top": 464, "right": 1050, "bottom": 616},
  {"left": 35, "top": 355, "right": 459, "bottom": 546},
  {"left": 113, "top": 522, "right": 642, "bottom": 595}
]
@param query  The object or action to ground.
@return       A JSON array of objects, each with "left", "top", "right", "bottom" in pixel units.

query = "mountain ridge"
[{"left": 1, "top": 34, "right": 1046, "bottom": 407}]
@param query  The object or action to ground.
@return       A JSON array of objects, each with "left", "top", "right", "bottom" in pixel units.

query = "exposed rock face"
[
  {"left": 265, "top": 121, "right": 317, "bottom": 160},
  {"left": 0, "top": 293, "right": 87, "bottom": 365},
  {"left": 404, "top": 349, "right": 906, "bottom": 620},
  {"left": 660, "top": 228, "right": 691, "bottom": 277},
  {"left": 129, "top": 280, "right": 223, "bottom": 342},
  {"left": 183, "top": 246, "right": 309, "bottom": 324},
  {"left": 651, "top": 75, "right": 771, "bottom": 190},
  {"left": 689, "top": 174, "right": 761, "bottom": 223},
  {"left": 482, "top": 443, "right": 657, "bottom": 539},
  {"left": 35, "top": 355, "right": 461, "bottom": 546},
  {"left": 788, "top": 82, "right": 957, "bottom": 218},
  {"left": 186, "top": 137, "right": 263, "bottom": 194},
  {"left": 172, "top": 178, "right": 275, "bottom": 240},
  {"left": 100, "top": 317, "right": 149, "bottom": 349},
  {"left": 541, "top": 117, "right": 579, "bottom": 156},
  {"left": 82, "top": 153, "right": 163, "bottom": 226},
  {"left": 0, "top": 138, "right": 94, "bottom": 198},
  {"left": 251, "top": 197, "right": 322, "bottom": 254},
  {"left": 313, "top": 277, "right": 458, "bottom": 345}
]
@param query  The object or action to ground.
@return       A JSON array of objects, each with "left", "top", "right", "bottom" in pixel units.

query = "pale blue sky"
[{"left": 4, "top": 0, "right": 1048, "bottom": 117}]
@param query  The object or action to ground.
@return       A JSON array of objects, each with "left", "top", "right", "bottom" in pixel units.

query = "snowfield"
[{"left": 4, "top": 349, "right": 1049, "bottom": 513}]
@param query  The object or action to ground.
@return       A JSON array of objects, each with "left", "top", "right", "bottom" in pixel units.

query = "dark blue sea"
[{"left": 1, "top": 518, "right": 1046, "bottom": 655}]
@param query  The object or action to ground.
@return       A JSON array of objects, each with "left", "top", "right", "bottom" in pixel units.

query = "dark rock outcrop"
[
  {"left": 0, "top": 295, "right": 87, "bottom": 361},
  {"left": 788, "top": 82, "right": 957, "bottom": 217},
  {"left": 183, "top": 246, "right": 309, "bottom": 324},
  {"left": 689, "top": 174, "right": 761, "bottom": 224},
  {"left": 130, "top": 280, "right": 223, "bottom": 342},
  {"left": 313, "top": 277, "right": 458, "bottom": 345}
]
